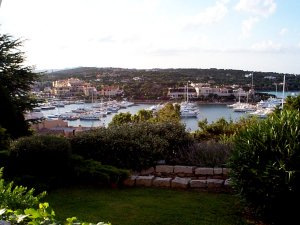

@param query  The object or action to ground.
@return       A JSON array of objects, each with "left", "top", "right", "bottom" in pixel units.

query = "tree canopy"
[{"left": 0, "top": 33, "right": 40, "bottom": 138}]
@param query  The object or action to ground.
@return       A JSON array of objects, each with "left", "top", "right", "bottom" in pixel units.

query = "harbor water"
[
  {"left": 39, "top": 102, "right": 250, "bottom": 132},
  {"left": 40, "top": 91, "right": 299, "bottom": 132}
]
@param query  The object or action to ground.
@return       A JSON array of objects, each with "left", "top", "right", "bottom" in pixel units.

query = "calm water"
[
  {"left": 41, "top": 102, "right": 248, "bottom": 132},
  {"left": 41, "top": 91, "right": 299, "bottom": 132}
]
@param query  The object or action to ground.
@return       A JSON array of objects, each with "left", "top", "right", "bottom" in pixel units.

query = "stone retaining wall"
[{"left": 123, "top": 165, "right": 231, "bottom": 192}]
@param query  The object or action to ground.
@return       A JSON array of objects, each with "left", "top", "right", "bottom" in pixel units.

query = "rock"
[
  {"left": 135, "top": 175, "right": 155, "bottom": 187},
  {"left": 171, "top": 177, "right": 191, "bottom": 189},
  {"left": 153, "top": 177, "right": 172, "bottom": 188},
  {"left": 190, "top": 180, "right": 207, "bottom": 188},
  {"left": 155, "top": 165, "right": 174, "bottom": 174},
  {"left": 195, "top": 167, "right": 214, "bottom": 176}
]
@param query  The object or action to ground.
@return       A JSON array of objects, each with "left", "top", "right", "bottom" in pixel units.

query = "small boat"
[
  {"left": 79, "top": 113, "right": 101, "bottom": 121},
  {"left": 32, "top": 107, "right": 41, "bottom": 112},
  {"left": 59, "top": 113, "right": 79, "bottom": 121},
  {"left": 180, "top": 108, "right": 199, "bottom": 118},
  {"left": 48, "top": 114, "right": 60, "bottom": 119},
  {"left": 72, "top": 107, "right": 92, "bottom": 113},
  {"left": 41, "top": 104, "right": 56, "bottom": 110},
  {"left": 52, "top": 102, "right": 65, "bottom": 107}
]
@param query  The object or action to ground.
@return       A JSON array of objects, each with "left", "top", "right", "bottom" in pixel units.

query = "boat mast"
[
  {"left": 282, "top": 75, "right": 285, "bottom": 108},
  {"left": 186, "top": 81, "right": 189, "bottom": 103}
]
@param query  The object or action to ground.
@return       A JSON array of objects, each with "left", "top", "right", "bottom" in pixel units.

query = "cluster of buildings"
[
  {"left": 35, "top": 78, "right": 251, "bottom": 101},
  {"left": 167, "top": 82, "right": 252, "bottom": 100},
  {"left": 37, "top": 78, "right": 123, "bottom": 99}
]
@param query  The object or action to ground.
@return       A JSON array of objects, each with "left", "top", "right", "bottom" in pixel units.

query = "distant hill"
[{"left": 43, "top": 66, "right": 300, "bottom": 92}]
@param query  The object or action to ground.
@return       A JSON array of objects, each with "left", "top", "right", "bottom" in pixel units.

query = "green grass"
[{"left": 45, "top": 186, "right": 250, "bottom": 225}]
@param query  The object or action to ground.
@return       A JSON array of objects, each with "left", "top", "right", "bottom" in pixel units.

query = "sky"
[{"left": 1, "top": 0, "right": 300, "bottom": 74}]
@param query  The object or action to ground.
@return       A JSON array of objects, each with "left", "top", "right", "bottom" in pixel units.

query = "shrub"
[
  {"left": 0, "top": 167, "right": 46, "bottom": 210},
  {"left": 0, "top": 127, "right": 10, "bottom": 151},
  {"left": 194, "top": 117, "right": 258, "bottom": 142},
  {"left": 9, "top": 134, "right": 71, "bottom": 177},
  {"left": 173, "top": 140, "right": 232, "bottom": 167},
  {"left": 228, "top": 110, "right": 300, "bottom": 224},
  {"left": 0, "top": 202, "right": 111, "bottom": 225},
  {"left": 8, "top": 135, "right": 72, "bottom": 190},
  {"left": 70, "top": 155, "right": 129, "bottom": 186},
  {"left": 70, "top": 122, "right": 193, "bottom": 171}
]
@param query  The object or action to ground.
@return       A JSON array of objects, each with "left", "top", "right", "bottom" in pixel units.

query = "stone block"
[
  {"left": 155, "top": 165, "right": 174, "bottom": 174},
  {"left": 123, "top": 175, "right": 138, "bottom": 186},
  {"left": 171, "top": 177, "right": 191, "bottom": 189},
  {"left": 207, "top": 179, "right": 224, "bottom": 188},
  {"left": 135, "top": 175, "right": 155, "bottom": 187},
  {"left": 174, "top": 165, "right": 195, "bottom": 175},
  {"left": 153, "top": 177, "right": 172, "bottom": 188},
  {"left": 190, "top": 179, "right": 207, "bottom": 188},
  {"left": 140, "top": 167, "right": 155, "bottom": 175},
  {"left": 195, "top": 167, "right": 214, "bottom": 175},
  {"left": 213, "top": 167, "right": 223, "bottom": 175},
  {"left": 222, "top": 168, "right": 230, "bottom": 175},
  {"left": 212, "top": 175, "right": 223, "bottom": 179}
]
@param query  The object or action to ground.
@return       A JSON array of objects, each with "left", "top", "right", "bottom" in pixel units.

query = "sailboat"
[
  {"left": 249, "top": 75, "right": 286, "bottom": 118},
  {"left": 180, "top": 82, "right": 199, "bottom": 118}
]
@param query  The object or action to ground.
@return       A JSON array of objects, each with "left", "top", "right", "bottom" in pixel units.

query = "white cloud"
[
  {"left": 251, "top": 40, "right": 282, "bottom": 52},
  {"left": 279, "top": 28, "right": 288, "bottom": 36},
  {"left": 235, "top": 0, "right": 276, "bottom": 17},
  {"left": 185, "top": 1, "right": 229, "bottom": 26},
  {"left": 241, "top": 17, "right": 260, "bottom": 38}
]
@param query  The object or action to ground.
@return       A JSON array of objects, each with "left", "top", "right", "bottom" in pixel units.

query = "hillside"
[{"left": 45, "top": 67, "right": 299, "bottom": 92}]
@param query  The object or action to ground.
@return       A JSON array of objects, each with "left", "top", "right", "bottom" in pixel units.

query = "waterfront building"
[
  {"left": 167, "top": 87, "right": 197, "bottom": 99},
  {"left": 52, "top": 78, "right": 97, "bottom": 98},
  {"left": 98, "top": 85, "right": 123, "bottom": 97}
]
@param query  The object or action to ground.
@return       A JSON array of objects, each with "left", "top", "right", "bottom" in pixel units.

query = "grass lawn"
[{"left": 45, "top": 186, "right": 251, "bottom": 225}]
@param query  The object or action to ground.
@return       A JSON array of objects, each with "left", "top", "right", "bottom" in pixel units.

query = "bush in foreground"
[
  {"left": 9, "top": 135, "right": 71, "bottom": 177},
  {"left": 0, "top": 167, "right": 46, "bottom": 210},
  {"left": 172, "top": 140, "right": 232, "bottom": 167},
  {"left": 228, "top": 110, "right": 300, "bottom": 224},
  {"left": 70, "top": 122, "right": 193, "bottom": 171}
]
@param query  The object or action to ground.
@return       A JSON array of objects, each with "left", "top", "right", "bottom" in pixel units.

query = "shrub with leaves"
[
  {"left": 173, "top": 140, "right": 232, "bottom": 167},
  {"left": 0, "top": 202, "right": 111, "bottom": 225},
  {"left": 228, "top": 110, "right": 300, "bottom": 224},
  {"left": 194, "top": 117, "right": 257, "bottom": 142},
  {"left": 0, "top": 167, "right": 46, "bottom": 210},
  {"left": 9, "top": 135, "right": 71, "bottom": 177},
  {"left": 70, "top": 155, "right": 129, "bottom": 186},
  {"left": 70, "top": 122, "right": 193, "bottom": 171}
]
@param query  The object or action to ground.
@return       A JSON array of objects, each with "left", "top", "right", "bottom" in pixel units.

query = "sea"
[{"left": 40, "top": 91, "right": 299, "bottom": 132}]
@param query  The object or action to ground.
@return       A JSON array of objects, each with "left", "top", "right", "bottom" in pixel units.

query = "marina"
[
  {"left": 30, "top": 91, "right": 299, "bottom": 132},
  {"left": 37, "top": 102, "right": 240, "bottom": 132}
]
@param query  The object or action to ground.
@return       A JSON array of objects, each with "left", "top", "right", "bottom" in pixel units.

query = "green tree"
[
  {"left": 132, "top": 109, "right": 154, "bottom": 123},
  {"left": 156, "top": 103, "right": 180, "bottom": 123},
  {"left": 195, "top": 117, "right": 257, "bottom": 141},
  {"left": 108, "top": 112, "right": 132, "bottom": 126},
  {"left": 0, "top": 33, "right": 41, "bottom": 138}
]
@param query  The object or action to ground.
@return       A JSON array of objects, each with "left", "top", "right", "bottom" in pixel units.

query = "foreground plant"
[
  {"left": 0, "top": 167, "right": 46, "bottom": 210},
  {"left": 0, "top": 202, "right": 111, "bottom": 225},
  {"left": 228, "top": 110, "right": 300, "bottom": 224}
]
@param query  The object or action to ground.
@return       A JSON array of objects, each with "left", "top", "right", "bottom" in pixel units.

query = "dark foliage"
[
  {"left": 9, "top": 135, "right": 72, "bottom": 179},
  {"left": 228, "top": 110, "right": 300, "bottom": 225},
  {"left": 70, "top": 122, "right": 193, "bottom": 171},
  {"left": 0, "top": 33, "right": 41, "bottom": 138},
  {"left": 172, "top": 140, "right": 232, "bottom": 167}
]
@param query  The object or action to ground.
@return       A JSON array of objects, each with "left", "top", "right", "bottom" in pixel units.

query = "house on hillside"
[{"left": 98, "top": 86, "right": 123, "bottom": 97}]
